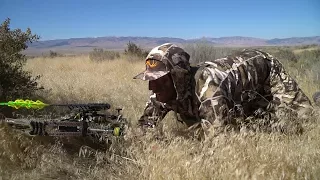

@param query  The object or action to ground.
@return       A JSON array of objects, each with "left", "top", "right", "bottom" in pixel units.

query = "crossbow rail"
[{"left": 0, "top": 103, "right": 128, "bottom": 141}]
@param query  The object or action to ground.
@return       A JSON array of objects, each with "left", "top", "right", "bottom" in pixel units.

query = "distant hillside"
[
  {"left": 25, "top": 36, "right": 320, "bottom": 55},
  {"left": 191, "top": 36, "right": 268, "bottom": 46},
  {"left": 266, "top": 36, "right": 320, "bottom": 45}
]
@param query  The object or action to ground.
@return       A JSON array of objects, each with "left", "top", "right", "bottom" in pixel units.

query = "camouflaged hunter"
[{"left": 134, "top": 43, "right": 315, "bottom": 133}]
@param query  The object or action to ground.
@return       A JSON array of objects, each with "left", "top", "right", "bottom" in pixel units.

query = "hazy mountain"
[
  {"left": 25, "top": 36, "right": 320, "bottom": 55},
  {"left": 266, "top": 36, "right": 320, "bottom": 45}
]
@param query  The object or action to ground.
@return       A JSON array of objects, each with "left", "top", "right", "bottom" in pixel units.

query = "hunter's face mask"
[{"left": 133, "top": 43, "right": 191, "bottom": 101}]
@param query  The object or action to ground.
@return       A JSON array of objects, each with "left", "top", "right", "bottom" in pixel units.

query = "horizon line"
[{"left": 39, "top": 35, "right": 320, "bottom": 41}]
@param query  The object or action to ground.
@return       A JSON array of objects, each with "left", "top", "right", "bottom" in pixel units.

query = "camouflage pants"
[{"left": 267, "top": 59, "right": 313, "bottom": 120}]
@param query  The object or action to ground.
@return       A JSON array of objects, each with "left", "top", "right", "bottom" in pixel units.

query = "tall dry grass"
[
  {"left": 24, "top": 55, "right": 150, "bottom": 120},
  {"left": 0, "top": 53, "right": 319, "bottom": 180}
]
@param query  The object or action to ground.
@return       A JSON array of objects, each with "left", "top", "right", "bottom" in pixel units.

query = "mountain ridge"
[{"left": 25, "top": 36, "right": 320, "bottom": 55}]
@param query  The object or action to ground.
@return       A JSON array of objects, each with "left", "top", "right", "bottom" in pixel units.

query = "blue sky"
[{"left": 1, "top": 0, "right": 319, "bottom": 40}]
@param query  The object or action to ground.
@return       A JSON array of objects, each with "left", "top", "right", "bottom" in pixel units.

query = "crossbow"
[{"left": 0, "top": 99, "right": 128, "bottom": 142}]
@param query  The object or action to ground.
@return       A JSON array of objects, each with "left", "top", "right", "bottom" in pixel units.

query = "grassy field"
[{"left": 0, "top": 47, "right": 320, "bottom": 180}]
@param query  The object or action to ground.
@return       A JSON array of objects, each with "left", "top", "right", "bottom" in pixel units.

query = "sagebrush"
[{"left": 0, "top": 18, "right": 42, "bottom": 117}]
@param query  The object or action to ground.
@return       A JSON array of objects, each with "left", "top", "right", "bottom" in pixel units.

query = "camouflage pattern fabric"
[
  {"left": 137, "top": 45, "right": 314, "bottom": 134},
  {"left": 193, "top": 49, "right": 313, "bottom": 132},
  {"left": 134, "top": 43, "right": 190, "bottom": 81}
]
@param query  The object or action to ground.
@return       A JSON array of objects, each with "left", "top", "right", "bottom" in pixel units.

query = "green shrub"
[
  {"left": 124, "top": 41, "right": 149, "bottom": 58},
  {"left": 296, "top": 49, "right": 320, "bottom": 67},
  {"left": 274, "top": 49, "right": 298, "bottom": 63},
  {"left": 89, "top": 48, "right": 120, "bottom": 62},
  {"left": 297, "top": 49, "right": 320, "bottom": 83},
  {"left": 300, "top": 44, "right": 319, "bottom": 49},
  {"left": 49, "top": 50, "right": 60, "bottom": 58},
  {"left": 184, "top": 43, "right": 238, "bottom": 64},
  {"left": 0, "top": 18, "right": 42, "bottom": 117}
]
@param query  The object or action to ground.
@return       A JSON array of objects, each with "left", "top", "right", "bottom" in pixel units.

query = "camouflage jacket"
[{"left": 138, "top": 49, "right": 314, "bottom": 129}]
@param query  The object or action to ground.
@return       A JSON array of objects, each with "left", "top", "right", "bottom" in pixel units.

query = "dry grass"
[
  {"left": 24, "top": 55, "right": 149, "bottom": 120},
  {"left": 0, "top": 55, "right": 319, "bottom": 180},
  {"left": 293, "top": 47, "right": 320, "bottom": 54}
]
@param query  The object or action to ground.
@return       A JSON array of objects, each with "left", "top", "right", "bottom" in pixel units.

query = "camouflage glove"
[{"left": 138, "top": 117, "right": 156, "bottom": 129}]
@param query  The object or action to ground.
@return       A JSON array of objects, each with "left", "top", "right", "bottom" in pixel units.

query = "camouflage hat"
[
  {"left": 133, "top": 43, "right": 190, "bottom": 81},
  {"left": 133, "top": 59, "right": 170, "bottom": 81}
]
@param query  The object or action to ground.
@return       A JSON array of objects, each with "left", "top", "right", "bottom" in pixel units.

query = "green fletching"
[{"left": 0, "top": 99, "right": 49, "bottom": 109}]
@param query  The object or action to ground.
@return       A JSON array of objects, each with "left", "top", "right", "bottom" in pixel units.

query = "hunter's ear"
[
  {"left": 183, "top": 52, "right": 190, "bottom": 61},
  {"left": 171, "top": 52, "right": 190, "bottom": 66}
]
